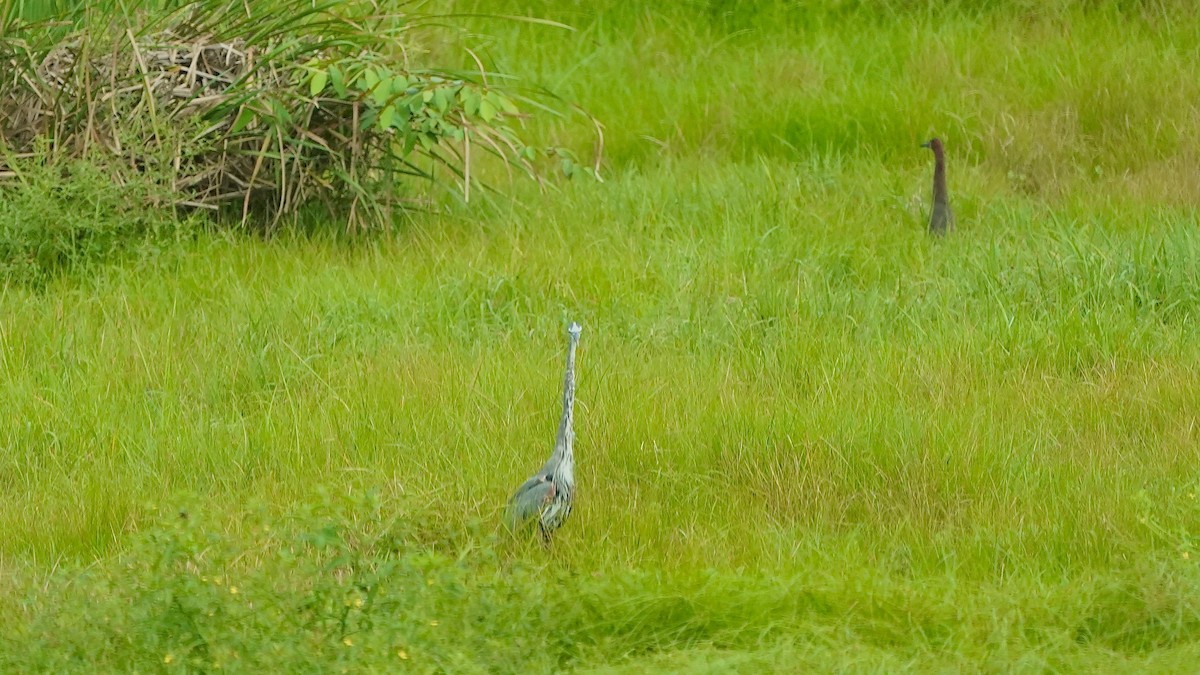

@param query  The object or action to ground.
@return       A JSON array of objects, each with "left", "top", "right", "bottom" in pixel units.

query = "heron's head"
[
  {"left": 568, "top": 322, "right": 582, "bottom": 339},
  {"left": 921, "top": 138, "right": 944, "bottom": 153}
]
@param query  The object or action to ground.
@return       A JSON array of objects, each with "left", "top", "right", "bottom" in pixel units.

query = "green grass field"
[{"left": 3, "top": 1, "right": 1200, "bottom": 671}]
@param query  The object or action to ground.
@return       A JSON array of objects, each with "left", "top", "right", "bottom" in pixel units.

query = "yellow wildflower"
[
  {"left": 343, "top": 637, "right": 354, "bottom": 647},
  {"left": 229, "top": 586, "right": 239, "bottom": 595},
  {"left": 164, "top": 654, "right": 174, "bottom": 664},
  {"left": 397, "top": 649, "right": 409, "bottom": 660},
  {"left": 430, "top": 620, "right": 439, "bottom": 627}
]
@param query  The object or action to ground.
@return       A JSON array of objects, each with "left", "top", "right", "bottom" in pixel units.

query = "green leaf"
[
  {"left": 379, "top": 105, "right": 397, "bottom": 130},
  {"left": 478, "top": 98, "right": 497, "bottom": 122},
  {"left": 329, "top": 65, "right": 347, "bottom": 98},
  {"left": 462, "top": 90, "right": 480, "bottom": 117},
  {"left": 433, "top": 88, "right": 449, "bottom": 113},
  {"left": 372, "top": 78, "right": 391, "bottom": 108},
  {"left": 269, "top": 99, "right": 292, "bottom": 126},
  {"left": 309, "top": 69, "right": 328, "bottom": 97},
  {"left": 230, "top": 106, "right": 256, "bottom": 134},
  {"left": 495, "top": 94, "right": 519, "bottom": 114},
  {"left": 362, "top": 68, "right": 381, "bottom": 92}
]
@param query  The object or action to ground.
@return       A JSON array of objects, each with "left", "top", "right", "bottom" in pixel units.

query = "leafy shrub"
[
  {"left": 0, "top": 0, "right": 595, "bottom": 231},
  {"left": 0, "top": 150, "right": 187, "bottom": 285}
]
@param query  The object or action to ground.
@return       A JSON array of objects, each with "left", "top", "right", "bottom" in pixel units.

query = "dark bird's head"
[{"left": 921, "top": 138, "right": 944, "bottom": 154}]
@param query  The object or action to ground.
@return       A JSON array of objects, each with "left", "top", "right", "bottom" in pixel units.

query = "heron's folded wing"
[{"left": 505, "top": 477, "right": 554, "bottom": 527}]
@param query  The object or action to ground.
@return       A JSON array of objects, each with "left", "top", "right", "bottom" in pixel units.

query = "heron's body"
[
  {"left": 922, "top": 138, "right": 955, "bottom": 235},
  {"left": 506, "top": 322, "right": 581, "bottom": 543}
]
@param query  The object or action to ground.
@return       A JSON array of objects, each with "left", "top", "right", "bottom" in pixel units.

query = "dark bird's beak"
[{"left": 920, "top": 140, "right": 932, "bottom": 149}]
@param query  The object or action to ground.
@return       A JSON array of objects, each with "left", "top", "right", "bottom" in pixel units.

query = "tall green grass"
[{"left": 2, "top": 0, "right": 1200, "bottom": 671}]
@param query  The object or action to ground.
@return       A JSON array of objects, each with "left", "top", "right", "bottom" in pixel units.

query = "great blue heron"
[
  {"left": 505, "top": 321, "right": 582, "bottom": 544},
  {"left": 921, "top": 137, "right": 955, "bottom": 235}
]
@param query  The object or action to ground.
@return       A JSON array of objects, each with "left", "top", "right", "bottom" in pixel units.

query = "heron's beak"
[{"left": 920, "top": 140, "right": 932, "bottom": 149}]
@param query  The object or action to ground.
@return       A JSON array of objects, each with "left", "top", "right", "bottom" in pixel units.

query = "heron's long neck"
[
  {"left": 932, "top": 148, "right": 949, "bottom": 205},
  {"left": 552, "top": 338, "right": 578, "bottom": 461}
]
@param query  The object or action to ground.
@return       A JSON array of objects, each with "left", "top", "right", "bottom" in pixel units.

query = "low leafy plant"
[
  {"left": 0, "top": 492, "right": 593, "bottom": 672},
  {"left": 0, "top": 146, "right": 187, "bottom": 285}
]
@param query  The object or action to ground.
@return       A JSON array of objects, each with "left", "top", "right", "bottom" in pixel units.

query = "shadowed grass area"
[{"left": 2, "top": 0, "right": 1200, "bottom": 671}]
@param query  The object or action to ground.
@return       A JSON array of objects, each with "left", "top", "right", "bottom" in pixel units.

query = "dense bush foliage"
[{"left": 0, "top": 0, "right": 592, "bottom": 230}]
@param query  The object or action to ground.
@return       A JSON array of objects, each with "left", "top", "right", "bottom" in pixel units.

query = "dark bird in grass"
[
  {"left": 921, "top": 137, "right": 955, "bottom": 235},
  {"left": 505, "top": 321, "right": 581, "bottom": 545}
]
